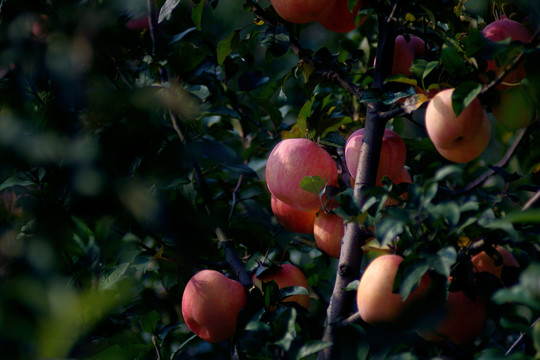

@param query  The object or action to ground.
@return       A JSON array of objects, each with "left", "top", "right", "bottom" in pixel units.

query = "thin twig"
[{"left": 522, "top": 189, "right": 540, "bottom": 211}]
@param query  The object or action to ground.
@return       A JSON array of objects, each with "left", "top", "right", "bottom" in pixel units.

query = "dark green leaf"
[
  {"left": 217, "top": 30, "right": 240, "bottom": 65},
  {"left": 261, "top": 25, "right": 290, "bottom": 57},
  {"left": 140, "top": 310, "right": 160, "bottom": 334},
  {"left": 191, "top": 0, "right": 205, "bottom": 31},
  {"left": 452, "top": 81, "right": 482, "bottom": 116}
]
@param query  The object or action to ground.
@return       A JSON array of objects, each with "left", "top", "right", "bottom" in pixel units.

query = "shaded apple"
[
  {"left": 271, "top": 194, "right": 317, "bottom": 234},
  {"left": 181, "top": 269, "right": 247, "bottom": 343},
  {"left": 252, "top": 263, "right": 310, "bottom": 309},
  {"left": 313, "top": 212, "right": 344, "bottom": 258},
  {"left": 317, "top": 0, "right": 367, "bottom": 33},
  {"left": 270, "top": 0, "right": 337, "bottom": 24}
]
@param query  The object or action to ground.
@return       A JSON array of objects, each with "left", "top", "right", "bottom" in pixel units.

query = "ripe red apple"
[
  {"left": 313, "top": 212, "right": 344, "bottom": 258},
  {"left": 271, "top": 194, "right": 317, "bottom": 234},
  {"left": 126, "top": 15, "right": 150, "bottom": 31},
  {"left": 425, "top": 88, "right": 491, "bottom": 163},
  {"left": 472, "top": 245, "right": 519, "bottom": 286},
  {"left": 482, "top": 19, "right": 532, "bottom": 88},
  {"left": 181, "top": 270, "right": 247, "bottom": 343},
  {"left": 356, "top": 254, "right": 431, "bottom": 327},
  {"left": 265, "top": 138, "right": 338, "bottom": 212},
  {"left": 417, "top": 290, "right": 486, "bottom": 345},
  {"left": 317, "top": 0, "right": 367, "bottom": 33},
  {"left": 270, "top": 0, "right": 337, "bottom": 24},
  {"left": 345, "top": 128, "right": 406, "bottom": 184},
  {"left": 252, "top": 263, "right": 310, "bottom": 309},
  {"left": 392, "top": 34, "right": 425, "bottom": 76},
  {"left": 491, "top": 86, "right": 538, "bottom": 130}
]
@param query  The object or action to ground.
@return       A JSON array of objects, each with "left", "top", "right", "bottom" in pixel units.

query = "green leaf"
[
  {"left": 191, "top": 0, "right": 205, "bottom": 31},
  {"left": 279, "top": 285, "right": 309, "bottom": 301},
  {"left": 441, "top": 41, "right": 467, "bottom": 74},
  {"left": 343, "top": 279, "right": 359, "bottom": 291},
  {"left": 296, "top": 97, "right": 314, "bottom": 135},
  {"left": 274, "top": 307, "right": 297, "bottom": 351},
  {"left": 140, "top": 310, "right": 161, "bottom": 334},
  {"left": 261, "top": 25, "right": 290, "bottom": 57},
  {"left": 296, "top": 340, "right": 332, "bottom": 359},
  {"left": 158, "top": 0, "right": 182, "bottom": 23},
  {"left": 428, "top": 247, "right": 457, "bottom": 278},
  {"left": 217, "top": 30, "right": 240, "bottom": 65},
  {"left": 394, "top": 258, "right": 429, "bottom": 301},
  {"left": 504, "top": 209, "right": 540, "bottom": 224},
  {"left": 452, "top": 81, "right": 482, "bottom": 116},
  {"left": 0, "top": 176, "right": 35, "bottom": 191},
  {"left": 300, "top": 175, "right": 325, "bottom": 196}
]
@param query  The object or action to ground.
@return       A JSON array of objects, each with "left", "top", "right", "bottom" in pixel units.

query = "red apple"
[
  {"left": 313, "top": 212, "right": 344, "bottom": 258},
  {"left": 472, "top": 245, "right": 519, "bottom": 286},
  {"left": 252, "top": 263, "right": 310, "bottom": 309},
  {"left": 317, "top": 0, "right": 367, "bottom": 33},
  {"left": 417, "top": 290, "right": 486, "bottom": 345},
  {"left": 482, "top": 19, "right": 532, "bottom": 88},
  {"left": 345, "top": 128, "right": 406, "bottom": 184},
  {"left": 181, "top": 270, "right": 247, "bottom": 343},
  {"left": 271, "top": 194, "right": 317, "bottom": 234},
  {"left": 265, "top": 138, "right": 338, "bottom": 212},
  {"left": 392, "top": 34, "right": 425, "bottom": 76},
  {"left": 356, "top": 254, "right": 431, "bottom": 327},
  {"left": 425, "top": 88, "right": 491, "bottom": 163},
  {"left": 491, "top": 85, "right": 538, "bottom": 130},
  {"left": 270, "top": 0, "right": 337, "bottom": 24}
]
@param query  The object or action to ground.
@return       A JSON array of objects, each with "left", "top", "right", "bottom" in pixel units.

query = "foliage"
[{"left": 0, "top": 0, "right": 539, "bottom": 359}]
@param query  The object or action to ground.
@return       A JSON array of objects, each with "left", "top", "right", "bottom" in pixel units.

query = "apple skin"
[
  {"left": 491, "top": 86, "right": 538, "bottom": 130},
  {"left": 425, "top": 88, "right": 491, "bottom": 163},
  {"left": 270, "top": 0, "right": 337, "bottom": 24},
  {"left": 313, "top": 212, "right": 344, "bottom": 258},
  {"left": 417, "top": 290, "right": 486, "bottom": 345},
  {"left": 271, "top": 194, "right": 317, "bottom": 234},
  {"left": 345, "top": 128, "right": 406, "bottom": 184},
  {"left": 482, "top": 19, "right": 532, "bottom": 88},
  {"left": 181, "top": 270, "right": 247, "bottom": 343},
  {"left": 356, "top": 254, "right": 431, "bottom": 328},
  {"left": 265, "top": 138, "right": 338, "bottom": 212},
  {"left": 317, "top": 0, "right": 366, "bottom": 33},
  {"left": 472, "top": 245, "right": 519, "bottom": 286},
  {"left": 252, "top": 263, "right": 310, "bottom": 309},
  {"left": 392, "top": 35, "right": 425, "bottom": 76}
]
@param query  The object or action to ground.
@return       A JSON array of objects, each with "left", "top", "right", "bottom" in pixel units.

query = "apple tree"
[{"left": 0, "top": 0, "right": 539, "bottom": 359}]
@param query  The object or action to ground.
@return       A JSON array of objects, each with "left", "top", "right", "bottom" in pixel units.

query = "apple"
[
  {"left": 252, "top": 263, "right": 310, "bottom": 309},
  {"left": 270, "top": 0, "right": 337, "bottom": 24},
  {"left": 425, "top": 88, "right": 491, "bottom": 163},
  {"left": 392, "top": 34, "right": 425, "bottom": 76},
  {"left": 345, "top": 128, "right": 406, "bottom": 184},
  {"left": 181, "top": 269, "right": 247, "bottom": 343},
  {"left": 472, "top": 245, "right": 519, "bottom": 286},
  {"left": 417, "top": 290, "right": 486, "bottom": 345},
  {"left": 491, "top": 85, "right": 538, "bottom": 130},
  {"left": 31, "top": 14, "right": 49, "bottom": 42},
  {"left": 313, "top": 212, "right": 344, "bottom": 258},
  {"left": 271, "top": 194, "right": 317, "bottom": 234},
  {"left": 482, "top": 19, "right": 532, "bottom": 88},
  {"left": 317, "top": 0, "right": 367, "bottom": 33},
  {"left": 126, "top": 15, "right": 150, "bottom": 31},
  {"left": 356, "top": 254, "right": 431, "bottom": 327},
  {"left": 265, "top": 138, "right": 338, "bottom": 212}
]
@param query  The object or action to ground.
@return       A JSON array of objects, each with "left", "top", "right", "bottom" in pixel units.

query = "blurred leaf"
[
  {"left": 140, "top": 310, "right": 161, "bottom": 334},
  {"left": 158, "top": 0, "right": 182, "bottom": 23},
  {"left": 452, "top": 81, "right": 482, "bottom": 116},
  {"left": 428, "top": 247, "right": 457, "bottom": 277},
  {"left": 262, "top": 25, "right": 290, "bottom": 57},
  {"left": 217, "top": 30, "right": 240, "bottom": 65},
  {"left": 394, "top": 257, "right": 429, "bottom": 301},
  {"left": 296, "top": 340, "right": 332, "bottom": 359},
  {"left": 191, "top": 0, "right": 205, "bottom": 31},
  {"left": 0, "top": 176, "right": 35, "bottom": 191},
  {"left": 504, "top": 209, "right": 540, "bottom": 224}
]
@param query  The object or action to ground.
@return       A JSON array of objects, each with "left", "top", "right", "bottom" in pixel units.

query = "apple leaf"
[
  {"left": 342, "top": 280, "right": 359, "bottom": 291},
  {"left": 279, "top": 285, "right": 309, "bottom": 300},
  {"left": 140, "top": 310, "right": 160, "bottom": 334},
  {"left": 452, "top": 81, "right": 482, "bottom": 116},
  {"left": 428, "top": 247, "right": 457, "bottom": 278},
  {"left": 191, "top": 0, "right": 205, "bottom": 31},
  {"left": 217, "top": 30, "right": 240, "bottom": 65},
  {"left": 158, "top": 0, "right": 182, "bottom": 23},
  {"left": 299, "top": 175, "right": 326, "bottom": 196},
  {"left": 296, "top": 340, "right": 333, "bottom": 359},
  {"left": 393, "top": 257, "right": 429, "bottom": 301},
  {"left": 261, "top": 25, "right": 290, "bottom": 57}
]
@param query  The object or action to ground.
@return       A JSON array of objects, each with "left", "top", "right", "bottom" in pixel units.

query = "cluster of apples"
[
  {"left": 181, "top": 262, "right": 310, "bottom": 343},
  {"left": 269, "top": 0, "right": 367, "bottom": 33},
  {"left": 425, "top": 18, "right": 537, "bottom": 163},
  {"left": 357, "top": 244, "right": 520, "bottom": 345}
]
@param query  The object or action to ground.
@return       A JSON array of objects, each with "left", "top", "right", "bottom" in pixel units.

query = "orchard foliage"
[{"left": 0, "top": 0, "right": 539, "bottom": 359}]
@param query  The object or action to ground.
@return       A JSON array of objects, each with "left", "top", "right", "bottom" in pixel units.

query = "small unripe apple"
[
  {"left": 482, "top": 19, "right": 532, "bottom": 88},
  {"left": 265, "top": 138, "right": 338, "bottom": 212},
  {"left": 181, "top": 270, "right": 247, "bottom": 343},
  {"left": 317, "top": 0, "right": 367, "bottom": 33},
  {"left": 271, "top": 194, "right": 317, "bottom": 234},
  {"left": 425, "top": 88, "right": 491, "bottom": 163},
  {"left": 392, "top": 34, "right": 425, "bottom": 76},
  {"left": 313, "top": 212, "right": 344, "bottom": 258},
  {"left": 356, "top": 254, "right": 431, "bottom": 327},
  {"left": 417, "top": 290, "right": 486, "bottom": 345},
  {"left": 252, "top": 263, "right": 310, "bottom": 309},
  {"left": 345, "top": 128, "right": 406, "bottom": 184},
  {"left": 270, "top": 0, "right": 337, "bottom": 24},
  {"left": 472, "top": 245, "right": 519, "bottom": 286}
]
